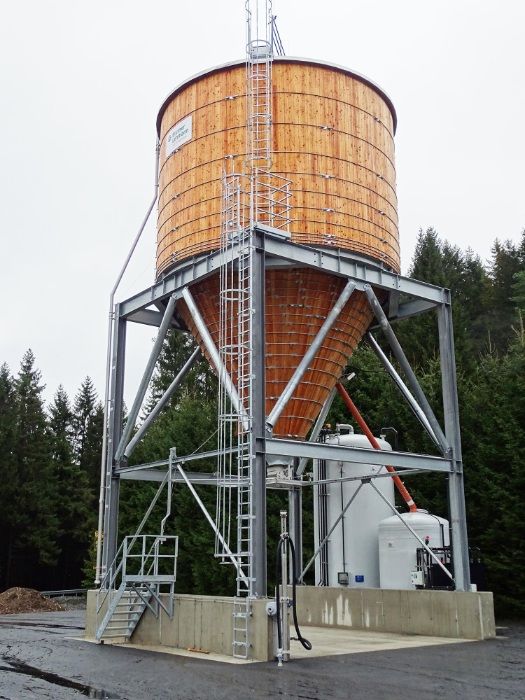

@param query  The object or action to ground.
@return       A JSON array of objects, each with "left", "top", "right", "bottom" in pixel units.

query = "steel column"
[
  {"left": 102, "top": 307, "right": 126, "bottom": 578},
  {"left": 251, "top": 231, "right": 267, "bottom": 596},
  {"left": 438, "top": 294, "right": 471, "bottom": 591}
]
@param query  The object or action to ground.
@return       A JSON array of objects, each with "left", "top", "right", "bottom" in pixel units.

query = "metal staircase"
[{"left": 95, "top": 535, "right": 178, "bottom": 643}]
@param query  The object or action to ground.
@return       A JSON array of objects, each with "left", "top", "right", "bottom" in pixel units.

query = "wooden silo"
[{"left": 156, "top": 57, "right": 398, "bottom": 439}]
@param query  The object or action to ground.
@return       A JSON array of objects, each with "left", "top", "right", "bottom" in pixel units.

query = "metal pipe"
[
  {"left": 335, "top": 382, "right": 418, "bottom": 512},
  {"left": 300, "top": 481, "right": 365, "bottom": 582},
  {"left": 123, "top": 347, "right": 201, "bottom": 459},
  {"left": 369, "top": 480, "right": 455, "bottom": 583},
  {"left": 160, "top": 459, "right": 174, "bottom": 537},
  {"left": 365, "top": 332, "right": 440, "bottom": 447},
  {"left": 267, "top": 280, "right": 356, "bottom": 431},
  {"left": 181, "top": 286, "right": 245, "bottom": 422},
  {"left": 175, "top": 460, "right": 249, "bottom": 587},
  {"left": 280, "top": 510, "right": 290, "bottom": 664},
  {"left": 363, "top": 285, "right": 450, "bottom": 455},
  {"left": 96, "top": 141, "right": 160, "bottom": 585},
  {"left": 115, "top": 293, "right": 177, "bottom": 463},
  {"left": 296, "top": 387, "right": 337, "bottom": 477}
]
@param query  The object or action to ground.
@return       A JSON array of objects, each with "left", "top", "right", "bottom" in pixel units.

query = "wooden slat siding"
[
  {"left": 156, "top": 60, "right": 399, "bottom": 277},
  {"left": 177, "top": 269, "right": 374, "bottom": 440},
  {"left": 156, "top": 59, "right": 397, "bottom": 438}
]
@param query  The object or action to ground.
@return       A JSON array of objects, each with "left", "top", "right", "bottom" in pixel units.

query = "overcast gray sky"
[{"left": 1, "top": 0, "right": 523, "bottom": 407}]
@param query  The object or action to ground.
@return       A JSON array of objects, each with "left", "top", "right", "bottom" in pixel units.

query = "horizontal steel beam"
[
  {"left": 118, "top": 232, "right": 447, "bottom": 319},
  {"left": 116, "top": 447, "right": 232, "bottom": 475},
  {"left": 266, "top": 438, "right": 453, "bottom": 473},
  {"left": 390, "top": 298, "right": 439, "bottom": 322},
  {"left": 260, "top": 232, "right": 446, "bottom": 303},
  {"left": 120, "top": 464, "right": 432, "bottom": 485},
  {"left": 120, "top": 469, "right": 220, "bottom": 484},
  {"left": 125, "top": 308, "right": 184, "bottom": 329},
  {"left": 119, "top": 256, "right": 220, "bottom": 318}
]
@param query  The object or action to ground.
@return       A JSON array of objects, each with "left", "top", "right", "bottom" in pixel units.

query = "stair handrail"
[
  {"left": 95, "top": 534, "right": 179, "bottom": 641},
  {"left": 97, "top": 469, "right": 172, "bottom": 614},
  {"left": 96, "top": 539, "right": 126, "bottom": 614}
]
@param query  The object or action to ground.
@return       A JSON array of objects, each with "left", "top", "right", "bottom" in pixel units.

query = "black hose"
[
  {"left": 275, "top": 535, "right": 312, "bottom": 653},
  {"left": 288, "top": 538, "right": 312, "bottom": 651}
]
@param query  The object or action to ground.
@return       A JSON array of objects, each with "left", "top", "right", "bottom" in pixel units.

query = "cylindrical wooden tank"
[{"left": 156, "top": 57, "right": 399, "bottom": 439}]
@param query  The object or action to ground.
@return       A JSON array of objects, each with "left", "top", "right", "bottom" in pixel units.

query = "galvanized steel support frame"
[
  {"left": 102, "top": 307, "right": 126, "bottom": 579},
  {"left": 251, "top": 232, "right": 268, "bottom": 596},
  {"left": 101, "top": 229, "right": 472, "bottom": 593},
  {"left": 438, "top": 292, "right": 470, "bottom": 591}
]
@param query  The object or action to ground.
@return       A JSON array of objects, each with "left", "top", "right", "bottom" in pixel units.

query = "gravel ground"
[
  {"left": 0, "top": 610, "right": 523, "bottom": 699},
  {"left": 50, "top": 596, "right": 88, "bottom": 611}
]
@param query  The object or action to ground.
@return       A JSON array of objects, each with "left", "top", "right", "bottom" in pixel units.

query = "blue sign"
[{"left": 355, "top": 575, "right": 365, "bottom": 583}]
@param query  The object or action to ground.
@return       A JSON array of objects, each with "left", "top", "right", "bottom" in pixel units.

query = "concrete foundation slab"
[
  {"left": 84, "top": 624, "right": 472, "bottom": 665},
  {"left": 295, "top": 586, "right": 496, "bottom": 640},
  {"left": 86, "top": 585, "right": 495, "bottom": 663}
]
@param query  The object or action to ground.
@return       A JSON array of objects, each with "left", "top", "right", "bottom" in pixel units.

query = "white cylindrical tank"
[
  {"left": 314, "top": 430, "right": 395, "bottom": 588},
  {"left": 378, "top": 509, "right": 450, "bottom": 589}
]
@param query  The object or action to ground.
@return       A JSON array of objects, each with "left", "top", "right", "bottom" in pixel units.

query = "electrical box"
[
  {"left": 411, "top": 570, "right": 424, "bottom": 586},
  {"left": 337, "top": 571, "right": 349, "bottom": 586}
]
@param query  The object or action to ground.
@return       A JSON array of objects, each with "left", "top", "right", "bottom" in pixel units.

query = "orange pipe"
[{"left": 335, "top": 382, "right": 418, "bottom": 512}]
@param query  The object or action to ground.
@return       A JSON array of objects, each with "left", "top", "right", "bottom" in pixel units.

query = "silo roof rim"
[{"left": 156, "top": 56, "right": 397, "bottom": 134}]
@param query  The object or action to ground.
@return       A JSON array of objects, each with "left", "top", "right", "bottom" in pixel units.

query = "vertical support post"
[
  {"left": 288, "top": 469, "right": 302, "bottom": 582},
  {"left": 252, "top": 229, "right": 267, "bottom": 596},
  {"left": 438, "top": 292, "right": 471, "bottom": 591},
  {"left": 102, "top": 306, "right": 126, "bottom": 578},
  {"left": 279, "top": 509, "right": 290, "bottom": 664}
]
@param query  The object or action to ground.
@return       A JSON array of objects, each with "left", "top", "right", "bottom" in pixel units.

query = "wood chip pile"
[{"left": 0, "top": 587, "right": 65, "bottom": 614}]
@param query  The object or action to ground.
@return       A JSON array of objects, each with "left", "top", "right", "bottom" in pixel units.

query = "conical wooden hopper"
[{"left": 156, "top": 58, "right": 399, "bottom": 440}]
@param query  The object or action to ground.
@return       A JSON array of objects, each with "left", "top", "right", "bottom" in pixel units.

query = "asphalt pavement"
[{"left": 0, "top": 610, "right": 523, "bottom": 699}]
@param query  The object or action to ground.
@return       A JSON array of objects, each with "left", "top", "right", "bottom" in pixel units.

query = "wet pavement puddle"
[
  {"left": 0, "top": 657, "right": 119, "bottom": 698},
  {"left": 0, "top": 620, "right": 84, "bottom": 630}
]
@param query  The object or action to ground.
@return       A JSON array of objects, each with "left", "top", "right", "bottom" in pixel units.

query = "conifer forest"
[{"left": 1, "top": 228, "right": 524, "bottom": 617}]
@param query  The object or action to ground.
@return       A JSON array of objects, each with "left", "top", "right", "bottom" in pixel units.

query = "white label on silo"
[{"left": 166, "top": 115, "right": 192, "bottom": 156}]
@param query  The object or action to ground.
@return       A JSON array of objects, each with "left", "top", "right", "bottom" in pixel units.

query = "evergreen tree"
[
  {"left": 48, "top": 386, "right": 95, "bottom": 589},
  {"left": 151, "top": 330, "right": 216, "bottom": 405},
  {"left": 49, "top": 385, "right": 74, "bottom": 465},
  {"left": 396, "top": 228, "right": 490, "bottom": 372},
  {"left": 485, "top": 237, "right": 525, "bottom": 352},
  {"left": 459, "top": 326, "right": 525, "bottom": 616},
  {"left": 512, "top": 269, "right": 525, "bottom": 312},
  {"left": 7, "top": 350, "right": 60, "bottom": 587},
  {"left": 0, "top": 364, "right": 18, "bottom": 589},
  {"left": 72, "top": 377, "right": 103, "bottom": 488}
]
